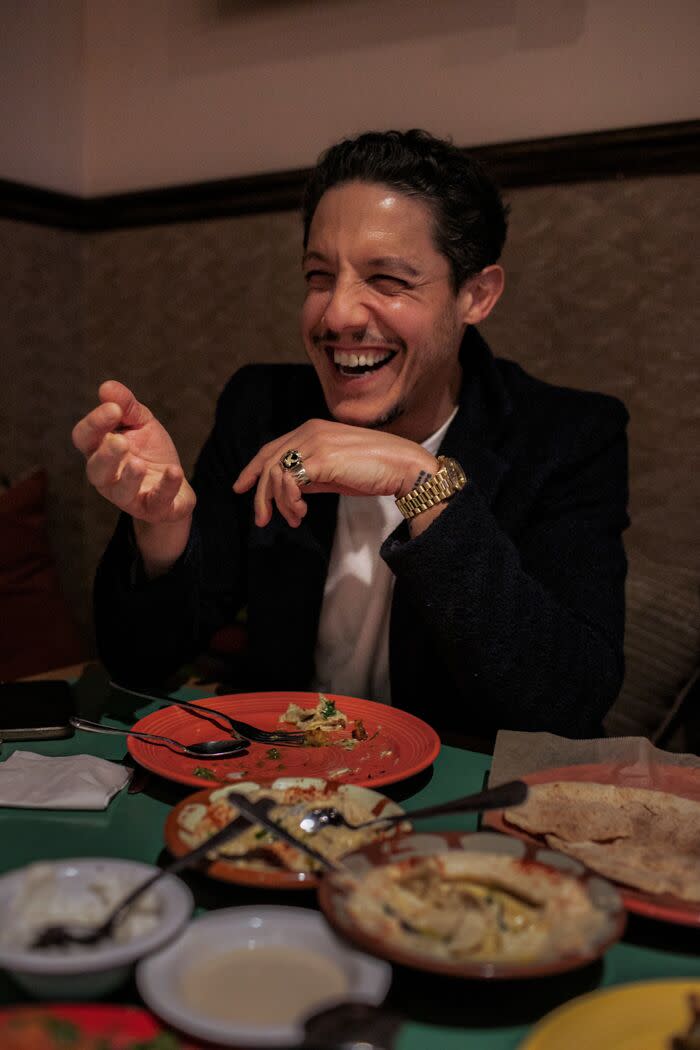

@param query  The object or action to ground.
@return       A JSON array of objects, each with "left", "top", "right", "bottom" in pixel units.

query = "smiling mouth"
[{"left": 326, "top": 346, "right": 398, "bottom": 377}]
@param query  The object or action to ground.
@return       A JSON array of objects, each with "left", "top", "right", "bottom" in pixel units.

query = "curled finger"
[
  {"left": 108, "top": 455, "right": 148, "bottom": 508},
  {"left": 253, "top": 459, "right": 276, "bottom": 528},
  {"left": 271, "top": 464, "right": 306, "bottom": 527},
  {"left": 85, "top": 432, "right": 130, "bottom": 490},
  {"left": 141, "top": 465, "right": 184, "bottom": 519},
  {"left": 73, "top": 402, "right": 123, "bottom": 458}
]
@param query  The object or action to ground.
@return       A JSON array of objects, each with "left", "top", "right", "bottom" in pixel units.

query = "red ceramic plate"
[
  {"left": 318, "top": 829, "right": 626, "bottom": 980},
  {"left": 0, "top": 1003, "right": 202, "bottom": 1047},
  {"left": 484, "top": 762, "right": 700, "bottom": 927},
  {"left": 164, "top": 778, "right": 408, "bottom": 890},
  {"left": 128, "top": 691, "right": 440, "bottom": 790}
]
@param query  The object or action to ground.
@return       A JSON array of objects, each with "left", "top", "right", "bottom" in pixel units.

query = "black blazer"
[{"left": 95, "top": 329, "right": 629, "bottom": 740}]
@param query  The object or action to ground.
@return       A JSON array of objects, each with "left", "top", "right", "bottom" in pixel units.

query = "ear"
[{"left": 456, "top": 265, "right": 505, "bottom": 325}]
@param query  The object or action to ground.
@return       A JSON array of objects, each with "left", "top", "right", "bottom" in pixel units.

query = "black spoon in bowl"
[
  {"left": 70, "top": 716, "right": 249, "bottom": 759},
  {"left": 31, "top": 812, "right": 250, "bottom": 949}
]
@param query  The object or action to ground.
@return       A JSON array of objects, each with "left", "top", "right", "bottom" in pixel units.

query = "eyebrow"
[{"left": 302, "top": 250, "right": 421, "bottom": 279}]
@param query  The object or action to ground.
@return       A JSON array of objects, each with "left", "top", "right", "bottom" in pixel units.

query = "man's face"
[{"left": 301, "top": 181, "right": 469, "bottom": 442}]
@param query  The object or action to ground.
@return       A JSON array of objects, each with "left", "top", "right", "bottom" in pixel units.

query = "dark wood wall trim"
[{"left": 2, "top": 120, "right": 698, "bottom": 232}]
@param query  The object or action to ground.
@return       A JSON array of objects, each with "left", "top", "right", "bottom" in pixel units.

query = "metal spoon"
[
  {"left": 304, "top": 1002, "right": 402, "bottom": 1050},
  {"left": 31, "top": 813, "right": 250, "bottom": 949},
  {"left": 70, "top": 716, "right": 248, "bottom": 759},
  {"left": 298, "top": 779, "right": 528, "bottom": 834}
]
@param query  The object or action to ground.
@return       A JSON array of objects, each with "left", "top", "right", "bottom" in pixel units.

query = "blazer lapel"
[{"left": 439, "top": 327, "right": 511, "bottom": 504}]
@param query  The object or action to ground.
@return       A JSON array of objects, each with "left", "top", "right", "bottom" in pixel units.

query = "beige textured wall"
[
  {"left": 0, "top": 219, "right": 88, "bottom": 624},
  {"left": 2, "top": 173, "right": 698, "bottom": 733},
  {"left": 0, "top": 0, "right": 84, "bottom": 192},
  {"left": 2, "top": 0, "right": 699, "bottom": 194}
]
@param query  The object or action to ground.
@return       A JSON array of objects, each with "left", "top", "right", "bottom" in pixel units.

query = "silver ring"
[{"left": 280, "top": 448, "right": 310, "bottom": 486}]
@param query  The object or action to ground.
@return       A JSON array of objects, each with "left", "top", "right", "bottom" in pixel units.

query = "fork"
[
  {"left": 298, "top": 779, "right": 528, "bottom": 833},
  {"left": 109, "top": 681, "right": 308, "bottom": 746}
]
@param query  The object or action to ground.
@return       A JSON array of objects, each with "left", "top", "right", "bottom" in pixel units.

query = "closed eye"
[
  {"left": 304, "top": 270, "right": 334, "bottom": 290},
  {"left": 368, "top": 274, "right": 410, "bottom": 293}
]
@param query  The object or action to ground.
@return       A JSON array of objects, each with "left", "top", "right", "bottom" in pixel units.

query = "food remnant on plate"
[
  {"left": 279, "top": 695, "right": 374, "bottom": 750},
  {"left": 670, "top": 993, "right": 700, "bottom": 1049},
  {"left": 177, "top": 783, "right": 408, "bottom": 874},
  {"left": 352, "top": 719, "right": 368, "bottom": 741},
  {"left": 280, "top": 694, "right": 348, "bottom": 732},
  {"left": 266, "top": 747, "right": 281, "bottom": 760},
  {"left": 340, "top": 852, "right": 611, "bottom": 964},
  {"left": 0, "top": 863, "right": 161, "bottom": 952},
  {"left": 193, "top": 766, "right": 217, "bottom": 780},
  {"left": 503, "top": 781, "right": 700, "bottom": 902},
  {"left": 180, "top": 944, "right": 348, "bottom": 1025}
]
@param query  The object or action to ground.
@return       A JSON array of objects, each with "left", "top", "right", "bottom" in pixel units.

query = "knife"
[{"left": 224, "top": 791, "right": 340, "bottom": 872}]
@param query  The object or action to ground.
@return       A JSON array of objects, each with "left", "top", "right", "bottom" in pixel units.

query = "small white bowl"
[
  {"left": 0, "top": 858, "right": 193, "bottom": 999},
  {"left": 137, "top": 905, "right": 392, "bottom": 1048}
]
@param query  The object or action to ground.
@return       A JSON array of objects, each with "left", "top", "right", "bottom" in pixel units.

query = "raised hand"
[
  {"left": 73, "top": 381, "right": 196, "bottom": 574},
  {"left": 233, "top": 418, "right": 438, "bottom": 530}
]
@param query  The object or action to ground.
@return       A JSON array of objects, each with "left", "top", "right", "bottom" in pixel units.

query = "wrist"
[
  {"left": 133, "top": 516, "right": 193, "bottom": 579},
  {"left": 395, "top": 455, "right": 440, "bottom": 500},
  {"left": 395, "top": 456, "right": 468, "bottom": 521}
]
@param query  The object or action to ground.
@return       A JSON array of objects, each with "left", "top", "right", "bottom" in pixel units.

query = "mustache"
[{"left": 312, "top": 328, "right": 406, "bottom": 351}]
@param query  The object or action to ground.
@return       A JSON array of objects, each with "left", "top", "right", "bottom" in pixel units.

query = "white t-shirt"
[{"left": 312, "top": 408, "right": 458, "bottom": 705}]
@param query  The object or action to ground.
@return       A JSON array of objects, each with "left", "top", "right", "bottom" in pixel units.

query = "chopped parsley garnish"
[
  {"left": 42, "top": 1017, "right": 81, "bottom": 1044},
  {"left": 320, "top": 696, "right": 337, "bottom": 719},
  {"left": 193, "top": 766, "right": 217, "bottom": 780},
  {"left": 131, "top": 1035, "right": 183, "bottom": 1050}
]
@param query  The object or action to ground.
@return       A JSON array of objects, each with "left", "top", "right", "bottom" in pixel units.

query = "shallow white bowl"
[
  {"left": 0, "top": 858, "right": 193, "bottom": 999},
  {"left": 137, "top": 905, "right": 392, "bottom": 1048}
]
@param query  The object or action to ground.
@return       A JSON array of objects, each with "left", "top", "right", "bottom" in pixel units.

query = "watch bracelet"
[{"left": 395, "top": 456, "right": 467, "bottom": 519}]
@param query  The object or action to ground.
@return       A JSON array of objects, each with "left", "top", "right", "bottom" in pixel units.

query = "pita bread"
[
  {"left": 503, "top": 781, "right": 700, "bottom": 901},
  {"left": 544, "top": 835, "right": 700, "bottom": 901}
]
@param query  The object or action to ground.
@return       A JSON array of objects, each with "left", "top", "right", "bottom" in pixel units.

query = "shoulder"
[{"left": 495, "top": 357, "right": 628, "bottom": 457}]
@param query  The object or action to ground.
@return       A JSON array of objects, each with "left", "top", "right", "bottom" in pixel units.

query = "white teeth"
[{"left": 332, "top": 348, "right": 393, "bottom": 368}]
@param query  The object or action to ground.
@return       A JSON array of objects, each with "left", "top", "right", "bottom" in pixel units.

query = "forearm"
[
  {"left": 93, "top": 516, "right": 202, "bottom": 684},
  {"left": 384, "top": 489, "right": 626, "bottom": 737}
]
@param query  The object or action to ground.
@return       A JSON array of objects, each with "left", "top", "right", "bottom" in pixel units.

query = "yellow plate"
[{"left": 520, "top": 979, "right": 700, "bottom": 1050}]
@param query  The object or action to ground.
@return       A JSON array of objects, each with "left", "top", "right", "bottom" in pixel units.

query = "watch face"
[{"left": 441, "top": 458, "right": 466, "bottom": 487}]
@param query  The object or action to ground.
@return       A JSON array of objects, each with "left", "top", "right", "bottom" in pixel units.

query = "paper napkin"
[{"left": 0, "top": 750, "right": 131, "bottom": 809}]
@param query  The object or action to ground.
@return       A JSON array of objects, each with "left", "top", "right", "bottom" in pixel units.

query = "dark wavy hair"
[{"left": 302, "top": 129, "right": 509, "bottom": 291}]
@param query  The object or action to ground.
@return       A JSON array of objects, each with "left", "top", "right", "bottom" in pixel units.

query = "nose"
[{"left": 320, "top": 277, "right": 370, "bottom": 333}]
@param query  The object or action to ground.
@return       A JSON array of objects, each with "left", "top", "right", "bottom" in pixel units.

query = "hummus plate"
[{"left": 318, "top": 830, "right": 625, "bottom": 979}]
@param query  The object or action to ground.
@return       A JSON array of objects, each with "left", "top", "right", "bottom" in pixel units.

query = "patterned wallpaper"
[{"left": 1, "top": 174, "right": 698, "bottom": 734}]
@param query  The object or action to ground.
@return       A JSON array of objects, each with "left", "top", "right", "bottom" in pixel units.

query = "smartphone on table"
[{"left": 0, "top": 681, "right": 76, "bottom": 741}]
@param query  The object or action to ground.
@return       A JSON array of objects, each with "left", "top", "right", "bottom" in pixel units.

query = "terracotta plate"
[
  {"left": 484, "top": 762, "right": 700, "bottom": 927},
  {"left": 0, "top": 1003, "right": 202, "bottom": 1048},
  {"left": 317, "top": 829, "right": 626, "bottom": 980},
  {"left": 164, "top": 777, "right": 407, "bottom": 890},
  {"left": 128, "top": 690, "right": 440, "bottom": 790}
]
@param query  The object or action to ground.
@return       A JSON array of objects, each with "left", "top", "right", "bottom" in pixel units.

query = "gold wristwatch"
[{"left": 395, "top": 456, "right": 467, "bottom": 519}]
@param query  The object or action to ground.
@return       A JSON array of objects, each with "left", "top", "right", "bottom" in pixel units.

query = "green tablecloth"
[{"left": 1, "top": 682, "right": 698, "bottom": 1050}]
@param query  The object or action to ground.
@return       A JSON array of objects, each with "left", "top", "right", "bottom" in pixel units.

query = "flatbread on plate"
[{"left": 503, "top": 781, "right": 700, "bottom": 901}]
